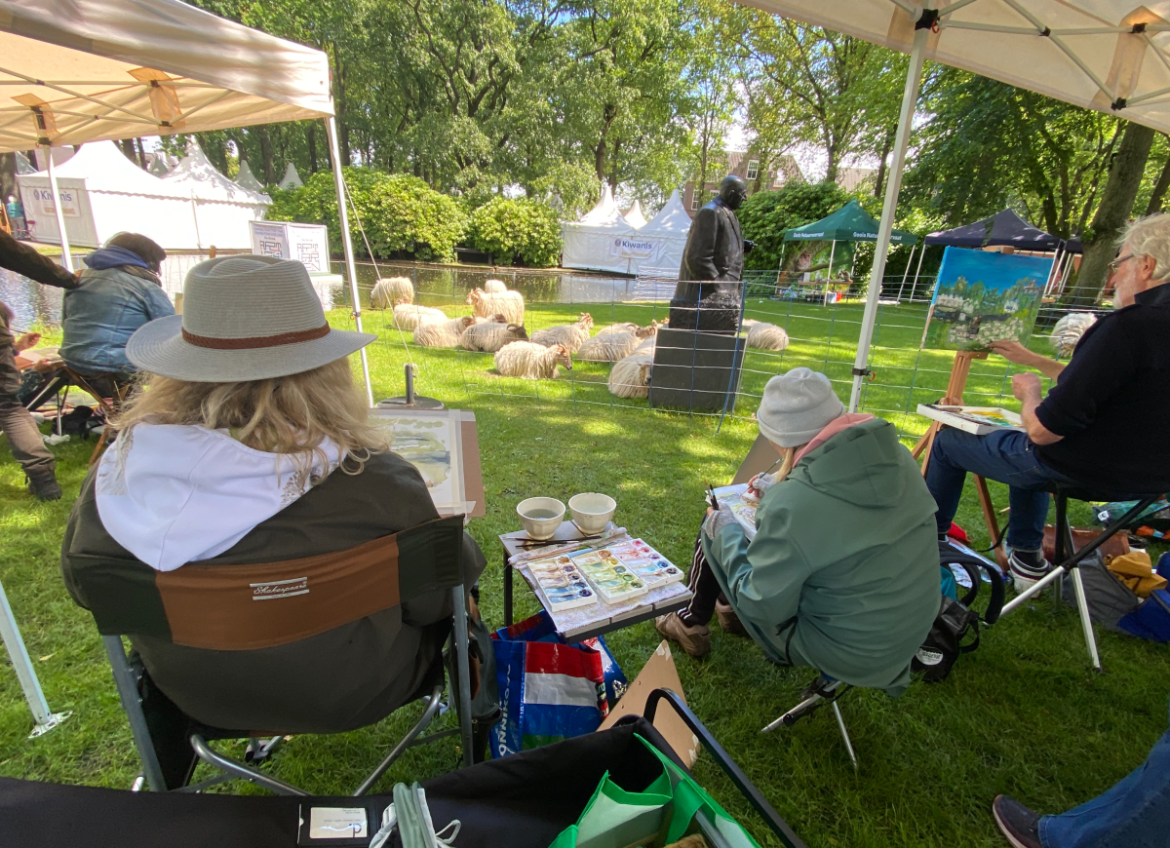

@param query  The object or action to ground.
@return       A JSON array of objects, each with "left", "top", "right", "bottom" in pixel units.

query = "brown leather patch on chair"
[
  {"left": 1043, "top": 526, "right": 1130, "bottom": 565},
  {"left": 155, "top": 534, "right": 401, "bottom": 651}
]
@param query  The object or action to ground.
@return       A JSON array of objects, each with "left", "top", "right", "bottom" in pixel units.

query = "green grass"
[{"left": 3, "top": 301, "right": 1167, "bottom": 848}]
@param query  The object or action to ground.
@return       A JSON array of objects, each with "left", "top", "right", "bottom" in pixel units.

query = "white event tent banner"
[
  {"left": 16, "top": 139, "right": 197, "bottom": 248},
  {"left": 162, "top": 139, "right": 271, "bottom": 249},
  {"left": 629, "top": 189, "right": 693, "bottom": 277},
  {"left": 561, "top": 184, "right": 642, "bottom": 274},
  {"left": 740, "top": 0, "right": 1170, "bottom": 411}
]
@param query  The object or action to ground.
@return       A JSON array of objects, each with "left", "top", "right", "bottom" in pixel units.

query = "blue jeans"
[
  {"left": 1041, "top": 698, "right": 1170, "bottom": 847},
  {"left": 925, "top": 428, "right": 1071, "bottom": 551}
]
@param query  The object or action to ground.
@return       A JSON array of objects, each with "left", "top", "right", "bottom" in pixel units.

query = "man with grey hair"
[{"left": 926, "top": 212, "right": 1170, "bottom": 590}]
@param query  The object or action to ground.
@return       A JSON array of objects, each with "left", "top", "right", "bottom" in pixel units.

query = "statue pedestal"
[{"left": 649, "top": 328, "right": 745, "bottom": 413}]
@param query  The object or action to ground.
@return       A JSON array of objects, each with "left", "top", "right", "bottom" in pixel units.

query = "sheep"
[
  {"left": 371, "top": 276, "right": 414, "bottom": 308},
  {"left": 608, "top": 354, "right": 653, "bottom": 399},
  {"left": 594, "top": 322, "right": 638, "bottom": 335},
  {"left": 631, "top": 335, "right": 656, "bottom": 356},
  {"left": 1049, "top": 312, "right": 1097, "bottom": 358},
  {"left": 414, "top": 316, "right": 476, "bottom": 348},
  {"left": 577, "top": 322, "right": 660, "bottom": 363},
  {"left": 530, "top": 313, "right": 594, "bottom": 353},
  {"left": 467, "top": 288, "right": 525, "bottom": 325},
  {"left": 392, "top": 304, "right": 447, "bottom": 332},
  {"left": 746, "top": 321, "right": 790, "bottom": 351},
  {"left": 495, "top": 342, "right": 573, "bottom": 379},
  {"left": 460, "top": 321, "right": 528, "bottom": 352},
  {"left": 484, "top": 278, "right": 508, "bottom": 294}
]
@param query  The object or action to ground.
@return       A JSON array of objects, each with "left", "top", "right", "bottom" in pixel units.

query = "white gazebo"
[
  {"left": 234, "top": 159, "right": 268, "bottom": 193},
  {"left": 278, "top": 162, "right": 304, "bottom": 190},
  {"left": 623, "top": 199, "right": 648, "bottom": 229},
  {"left": 630, "top": 189, "right": 693, "bottom": 276},
  {"left": 163, "top": 139, "right": 271, "bottom": 249},
  {"left": 560, "top": 184, "right": 639, "bottom": 274}
]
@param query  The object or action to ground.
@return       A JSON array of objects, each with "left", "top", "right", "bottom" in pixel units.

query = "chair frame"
[
  {"left": 1000, "top": 489, "right": 1163, "bottom": 672},
  {"left": 759, "top": 677, "right": 857, "bottom": 772},
  {"left": 103, "top": 584, "right": 475, "bottom": 795}
]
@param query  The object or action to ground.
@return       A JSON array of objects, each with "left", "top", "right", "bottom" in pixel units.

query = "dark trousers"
[
  {"left": 0, "top": 346, "right": 54, "bottom": 475},
  {"left": 679, "top": 529, "right": 725, "bottom": 626}
]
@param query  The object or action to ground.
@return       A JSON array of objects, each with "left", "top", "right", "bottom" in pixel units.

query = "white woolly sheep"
[
  {"left": 484, "top": 279, "right": 508, "bottom": 294},
  {"left": 392, "top": 304, "right": 447, "bottom": 332},
  {"left": 371, "top": 276, "right": 414, "bottom": 308},
  {"left": 577, "top": 322, "right": 660, "bottom": 363},
  {"left": 594, "top": 322, "right": 638, "bottom": 335},
  {"left": 414, "top": 316, "right": 476, "bottom": 348},
  {"left": 494, "top": 342, "right": 573, "bottom": 379},
  {"left": 530, "top": 313, "right": 594, "bottom": 353},
  {"left": 1049, "top": 312, "right": 1097, "bottom": 358},
  {"left": 746, "top": 321, "right": 790, "bottom": 351},
  {"left": 467, "top": 288, "right": 525, "bottom": 325},
  {"left": 631, "top": 335, "right": 656, "bottom": 356},
  {"left": 608, "top": 354, "right": 653, "bottom": 399},
  {"left": 461, "top": 321, "right": 528, "bottom": 352}
]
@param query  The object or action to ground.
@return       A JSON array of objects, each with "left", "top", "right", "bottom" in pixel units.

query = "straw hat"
[{"left": 127, "top": 255, "right": 375, "bottom": 382}]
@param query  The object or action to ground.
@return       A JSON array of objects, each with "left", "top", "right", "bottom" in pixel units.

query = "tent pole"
[
  {"left": 325, "top": 116, "right": 374, "bottom": 407},
  {"left": 912, "top": 243, "right": 927, "bottom": 300},
  {"left": 898, "top": 245, "right": 916, "bottom": 301},
  {"left": 43, "top": 144, "right": 73, "bottom": 272},
  {"left": 825, "top": 240, "right": 836, "bottom": 305},
  {"left": 1045, "top": 245, "right": 1063, "bottom": 296},
  {"left": 848, "top": 8, "right": 929, "bottom": 412}
]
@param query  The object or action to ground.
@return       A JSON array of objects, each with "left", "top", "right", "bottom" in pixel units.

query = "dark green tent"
[{"left": 783, "top": 200, "right": 917, "bottom": 246}]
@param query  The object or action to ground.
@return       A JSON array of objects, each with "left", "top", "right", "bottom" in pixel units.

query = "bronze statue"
[{"left": 670, "top": 175, "right": 752, "bottom": 333}]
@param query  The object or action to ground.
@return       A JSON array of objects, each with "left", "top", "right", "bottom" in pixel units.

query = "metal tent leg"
[{"left": 0, "top": 577, "right": 69, "bottom": 738}]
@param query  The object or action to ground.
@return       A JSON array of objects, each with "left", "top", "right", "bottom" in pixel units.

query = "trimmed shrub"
[
  {"left": 467, "top": 197, "right": 563, "bottom": 267},
  {"left": 268, "top": 168, "right": 466, "bottom": 262},
  {"left": 738, "top": 181, "right": 851, "bottom": 271}
]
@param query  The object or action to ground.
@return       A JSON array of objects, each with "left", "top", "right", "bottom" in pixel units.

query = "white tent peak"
[
  {"left": 164, "top": 139, "right": 271, "bottom": 205},
  {"left": 32, "top": 140, "right": 189, "bottom": 198},
  {"left": 639, "top": 190, "right": 691, "bottom": 235},
  {"left": 278, "top": 162, "right": 304, "bottom": 190},
  {"left": 578, "top": 184, "right": 629, "bottom": 227},
  {"left": 235, "top": 160, "right": 267, "bottom": 193},
  {"left": 623, "top": 200, "right": 647, "bottom": 229}
]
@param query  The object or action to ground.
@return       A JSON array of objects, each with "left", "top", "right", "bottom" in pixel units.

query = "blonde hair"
[
  {"left": 114, "top": 358, "right": 386, "bottom": 474},
  {"left": 774, "top": 446, "right": 798, "bottom": 482},
  {"left": 1120, "top": 213, "right": 1170, "bottom": 281}
]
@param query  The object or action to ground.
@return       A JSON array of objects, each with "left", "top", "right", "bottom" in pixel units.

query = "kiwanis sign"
[{"left": 609, "top": 236, "right": 657, "bottom": 260}]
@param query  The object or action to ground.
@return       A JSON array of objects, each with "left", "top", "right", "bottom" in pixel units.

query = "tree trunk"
[
  {"left": 873, "top": 129, "right": 893, "bottom": 198},
  {"left": 1145, "top": 146, "right": 1170, "bottom": 214},
  {"left": 1066, "top": 121, "right": 1155, "bottom": 307},
  {"left": 204, "top": 135, "right": 230, "bottom": 174},
  {"left": 257, "top": 126, "right": 276, "bottom": 184},
  {"left": 0, "top": 153, "right": 16, "bottom": 206},
  {"left": 333, "top": 54, "right": 351, "bottom": 166},
  {"left": 306, "top": 122, "right": 319, "bottom": 173},
  {"left": 133, "top": 138, "right": 147, "bottom": 169},
  {"left": 119, "top": 139, "right": 137, "bottom": 164}
]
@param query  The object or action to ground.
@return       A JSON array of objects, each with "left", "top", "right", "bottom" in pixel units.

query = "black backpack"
[
  {"left": 913, "top": 542, "right": 1006, "bottom": 683},
  {"left": 58, "top": 405, "right": 101, "bottom": 439}
]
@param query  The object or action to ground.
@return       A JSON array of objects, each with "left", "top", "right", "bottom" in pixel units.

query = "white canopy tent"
[
  {"left": 623, "top": 199, "right": 648, "bottom": 229},
  {"left": 743, "top": 0, "right": 1170, "bottom": 411},
  {"left": 627, "top": 189, "right": 692, "bottom": 276},
  {"left": 561, "top": 184, "right": 640, "bottom": 274},
  {"left": 163, "top": 139, "right": 271, "bottom": 249},
  {"left": 278, "top": 162, "right": 304, "bottom": 190},
  {"left": 234, "top": 159, "right": 267, "bottom": 193}
]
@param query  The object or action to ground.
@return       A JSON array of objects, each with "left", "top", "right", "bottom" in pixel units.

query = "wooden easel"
[{"left": 912, "top": 351, "right": 1008, "bottom": 568}]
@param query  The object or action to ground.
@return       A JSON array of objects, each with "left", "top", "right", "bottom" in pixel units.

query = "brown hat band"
[{"left": 181, "top": 323, "right": 331, "bottom": 350}]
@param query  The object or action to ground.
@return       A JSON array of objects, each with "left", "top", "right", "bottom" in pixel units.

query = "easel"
[{"left": 911, "top": 351, "right": 1008, "bottom": 569}]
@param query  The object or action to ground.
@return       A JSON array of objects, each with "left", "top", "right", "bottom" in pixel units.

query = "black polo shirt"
[{"left": 1035, "top": 283, "right": 1170, "bottom": 496}]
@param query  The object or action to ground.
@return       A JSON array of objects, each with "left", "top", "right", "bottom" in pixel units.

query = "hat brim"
[{"left": 126, "top": 315, "right": 376, "bottom": 382}]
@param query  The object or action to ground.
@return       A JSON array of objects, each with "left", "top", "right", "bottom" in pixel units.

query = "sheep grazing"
[
  {"left": 1049, "top": 312, "right": 1097, "bottom": 358},
  {"left": 467, "top": 288, "right": 525, "bottom": 325},
  {"left": 371, "top": 276, "right": 414, "bottom": 308},
  {"left": 495, "top": 342, "right": 573, "bottom": 379},
  {"left": 577, "top": 321, "right": 660, "bottom": 363},
  {"left": 746, "top": 321, "right": 790, "bottom": 351},
  {"left": 461, "top": 321, "right": 528, "bottom": 352},
  {"left": 414, "top": 316, "right": 476, "bottom": 348},
  {"left": 608, "top": 354, "right": 653, "bottom": 399},
  {"left": 484, "top": 279, "right": 508, "bottom": 294},
  {"left": 392, "top": 303, "right": 447, "bottom": 332},
  {"left": 530, "top": 313, "right": 594, "bottom": 353}
]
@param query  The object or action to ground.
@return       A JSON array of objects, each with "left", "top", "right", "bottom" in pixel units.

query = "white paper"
[{"left": 308, "top": 807, "right": 368, "bottom": 840}]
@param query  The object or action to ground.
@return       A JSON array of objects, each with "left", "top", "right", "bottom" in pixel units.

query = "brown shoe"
[
  {"left": 655, "top": 612, "right": 711, "bottom": 658},
  {"left": 715, "top": 599, "right": 746, "bottom": 636},
  {"left": 26, "top": 469, "right": 62, "bottom": 501}
]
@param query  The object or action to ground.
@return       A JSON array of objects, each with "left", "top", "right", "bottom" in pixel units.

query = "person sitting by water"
[
  {"left": 60, "top": 232, "right": 173, "bottom": 383},
  {"left": 60, "top": 256, "right": 487, "bottom": 733},
  {"left": 657, "top": 368, "right": 940, "bottom": 695},
  {"left": 926, "top": 213, "right": 1170, "bottom": 591}
]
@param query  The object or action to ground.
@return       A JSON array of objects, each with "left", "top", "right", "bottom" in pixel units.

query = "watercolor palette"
[
  {"left": 569, "top": 539, "right": 682, "bottom": 603},
  {"left": 528, "top": 556, "right": 598, "bottom": 611}
]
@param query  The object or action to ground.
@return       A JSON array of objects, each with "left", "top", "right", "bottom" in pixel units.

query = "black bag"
[{"left": 58, "top": 405, "right": 101, "bottom": 439}]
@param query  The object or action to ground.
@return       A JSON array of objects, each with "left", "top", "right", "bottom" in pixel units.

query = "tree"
[{"left": 738, "top": 181, "right": 849, "bottom": 270}]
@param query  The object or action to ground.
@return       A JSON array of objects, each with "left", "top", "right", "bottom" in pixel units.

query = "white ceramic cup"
[
  {"left": 516, "top": 497, "right": 566, "bottom": 540},
  {"left": 568, "top": 492, "right": 617, "bottom": 534}
]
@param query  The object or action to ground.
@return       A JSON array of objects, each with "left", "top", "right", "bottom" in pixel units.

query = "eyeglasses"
[{"left": 1108, "top": 254, "right": 1135, "bottom": 275}]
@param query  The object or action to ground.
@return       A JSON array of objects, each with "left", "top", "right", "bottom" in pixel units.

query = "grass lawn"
[{"left": 2, "top": 296, "right": 1167, "bottom": 848}]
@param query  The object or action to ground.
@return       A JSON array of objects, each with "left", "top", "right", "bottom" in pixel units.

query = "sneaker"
[
  {"left": 715, "top": 600, "right": 746, "bottom": 636},
  {"left": 29, "top": 411, "right": 45, "bottom": 424},
  {"left": 992, "top": 795, "right": 1042, "bottom": 848},
  {"left": 26, "top": 470, "right": 62, "bottom": 501},
  {"left": 1008, "top": 549, "right": 1051, "bottom": 594},
  {"left": 655, "top": 612, "right": 711, "bottom": 658}
]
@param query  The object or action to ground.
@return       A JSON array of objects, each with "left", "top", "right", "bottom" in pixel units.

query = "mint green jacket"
[{"left": 703, "top": 419, "right": 939, "bottom": 695}]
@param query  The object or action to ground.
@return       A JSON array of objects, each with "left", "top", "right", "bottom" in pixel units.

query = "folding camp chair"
[
  {"left": 78, "top": 515, "right": 476, "bottom": 795},
  {"left": 61, "top": 367, "right": 130, "bottom": 465}
]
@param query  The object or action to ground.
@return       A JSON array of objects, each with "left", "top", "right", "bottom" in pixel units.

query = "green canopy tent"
[{"left": 782, "top": 200, "right": 917, "bottom": 303}]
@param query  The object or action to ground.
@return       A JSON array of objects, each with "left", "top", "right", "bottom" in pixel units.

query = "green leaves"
[
  {"left": 468, "top": 197, "right": 563, "bottom": 267},
  {"left": 738, "top": 181, "right": 850, "bottom": 271}
]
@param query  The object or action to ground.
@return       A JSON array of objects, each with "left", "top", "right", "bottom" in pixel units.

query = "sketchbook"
[
  {"left": 709, "top": 484, "right": 759, "bottom": 541},
  {"left": 917, "top": 404, "right": 1022, "bottom": 436},
  {"left": 369, "top": 408, "right": 484, "bottom": 516}
]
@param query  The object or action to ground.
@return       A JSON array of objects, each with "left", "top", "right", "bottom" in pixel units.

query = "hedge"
[{"left": 467, "top": 197, "right": 562, "bottom": 267}]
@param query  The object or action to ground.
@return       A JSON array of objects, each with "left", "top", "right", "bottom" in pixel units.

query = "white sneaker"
[
  {"left": 29, "top": 411, "right": 45, "bottom": 424},
  {"left": 1008, "top": 549, "right": 1051, "bottom": 594}
]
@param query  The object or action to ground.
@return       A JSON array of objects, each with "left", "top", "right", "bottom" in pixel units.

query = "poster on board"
[
  {"left": 248, "top": 221, "right": 331, "bottom": 274},
  {"left": 922, "top": 247, "right": 1050, "bottom": 351}
]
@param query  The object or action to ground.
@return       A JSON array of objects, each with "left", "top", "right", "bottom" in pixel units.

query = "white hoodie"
[{"left": 95, "top": 423, "right": 343, "bottom": 572}]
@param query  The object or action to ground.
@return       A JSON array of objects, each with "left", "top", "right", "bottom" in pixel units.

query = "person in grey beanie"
[{"left": 657, "top": 368, "right": 940, "bottom": 694}]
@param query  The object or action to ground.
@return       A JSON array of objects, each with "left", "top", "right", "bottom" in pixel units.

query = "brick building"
[{"left": 682, "top": 152, "right": 806, "bottom": 217}]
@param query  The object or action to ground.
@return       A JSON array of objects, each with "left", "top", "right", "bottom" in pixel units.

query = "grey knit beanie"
[{"left": 757, "top": 368, "right": 845, "bottom": 448}]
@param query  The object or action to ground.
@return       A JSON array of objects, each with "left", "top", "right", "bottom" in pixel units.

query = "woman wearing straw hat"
[{"left": 60, "top": 255, "right": 486, "bottom": 733}]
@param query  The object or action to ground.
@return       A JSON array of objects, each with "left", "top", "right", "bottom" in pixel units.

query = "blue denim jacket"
[{"left": 61, "top": 266, "right": 174, "bottom": 374}]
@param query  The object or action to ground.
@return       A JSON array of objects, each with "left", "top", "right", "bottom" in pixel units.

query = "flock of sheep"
[{"left": 369, "top": 276, "right": 791, "bottom": 399}]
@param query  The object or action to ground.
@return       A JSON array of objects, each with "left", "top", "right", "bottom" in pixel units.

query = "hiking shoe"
[
  {"left": 1008, "top": 549, "right": 1051, "bottom": 594},
  {"left": 26, "top": 470, "right": 62, "bottom": 501},
  {"left": 715, "top": 599, "right": 746, "bottom": 636},
  {"left": 992, "top": 795, "right": 1041, "bottom": 848},
  {"left": 655, "top": 612, "right": 711, "bottom": 658}
]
